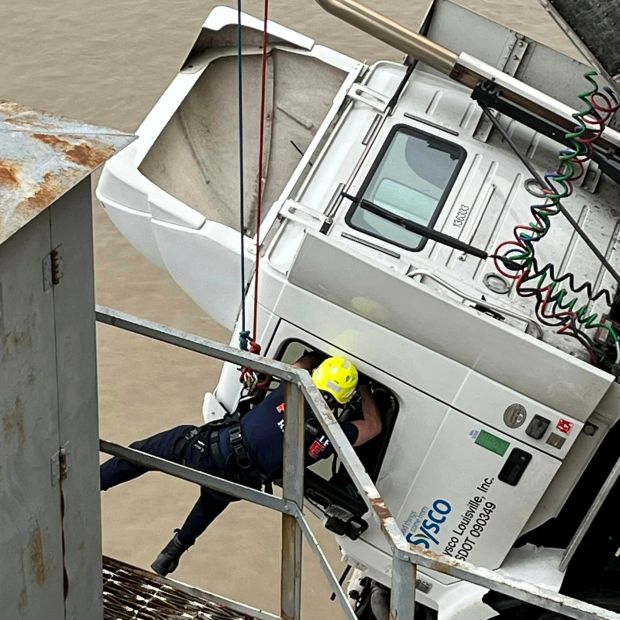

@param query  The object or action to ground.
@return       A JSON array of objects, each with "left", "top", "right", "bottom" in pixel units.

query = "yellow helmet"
[{"left": 312, "top": 356, "right": 358, "bottom": 405}]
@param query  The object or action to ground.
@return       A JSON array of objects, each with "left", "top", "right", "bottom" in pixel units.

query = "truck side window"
[
  {"left": 274, "top": 340, "right": 401, "bottom": 533},
  {"left": 276, "top": 340, "right": 399, "bottom": 483},
  {"left": 347, "top": 126, "right": 466, "bottom": 251}
]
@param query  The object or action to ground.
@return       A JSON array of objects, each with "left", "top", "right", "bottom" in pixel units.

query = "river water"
[{"left": 0, "top": 1, "right": 576, "bottom": 617}]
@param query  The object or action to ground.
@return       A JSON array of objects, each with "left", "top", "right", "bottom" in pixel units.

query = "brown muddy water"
[{"left": 0, "top": 1, "right": 577, "bottom": 617}]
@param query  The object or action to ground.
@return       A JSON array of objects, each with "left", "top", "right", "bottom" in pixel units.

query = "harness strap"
[
  {"left": 180, "top": 417, "right": 267, "bottom": 491},
  {"left": 229, "top": 422, "right": 254, "bottom": 470},
  {"left": 174, "top": 427, "right": 199, "bottom": 462},
  {"left": 207, "top": 427, "right": 226, "bottom": 471}
]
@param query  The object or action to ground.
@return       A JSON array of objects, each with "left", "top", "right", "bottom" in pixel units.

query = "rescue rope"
[
  {"left": 253, "top": 0, "right": 270, "bottom": 344},
  {"left": 237, "top": 0, "right": 272, "bottom": 392}
]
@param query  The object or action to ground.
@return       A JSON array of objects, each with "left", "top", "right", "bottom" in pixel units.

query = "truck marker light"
[{"left": 556, "top": 419, "right": 574, "bottom": 434}]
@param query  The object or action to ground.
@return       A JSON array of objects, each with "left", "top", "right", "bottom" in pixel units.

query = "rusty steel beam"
[
  {"left": 100, "top": 306, "right": 617, "bottom": 619},
  {"left": 0, "top": 101, "right": 133, "bottom": 245},
  {"left": 280, "top": 383, "right": 305, "bottom": 620},
  {"left": 96, "top": 305, "right": 300, "bottom": 382}
]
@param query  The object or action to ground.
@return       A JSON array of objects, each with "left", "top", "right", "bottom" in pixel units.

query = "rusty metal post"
[
  {"left": 0, "top": 102, "right": 133, "bottom": 620},
  {"left": 390, "top": 555, "right": 416, "bottom": 620},
  {"left": 281, "top": 382, "right": 305, "bottom": 620}
]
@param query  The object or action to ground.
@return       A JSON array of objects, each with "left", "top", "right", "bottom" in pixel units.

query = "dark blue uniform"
[
  {"left": 100, "top": 384, "right": 359, "bottom": 548},
  {"left": 240, "top": 384, "right": 359, "bottom": 478}
]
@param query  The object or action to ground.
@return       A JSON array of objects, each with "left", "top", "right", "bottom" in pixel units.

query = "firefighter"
[{"left": 100, "top": 354, "right": 382, "bottom": 575}]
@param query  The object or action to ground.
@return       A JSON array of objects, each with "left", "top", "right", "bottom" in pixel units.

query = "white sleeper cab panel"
[
  {"left": 151, "top": 219, "right": 253, "bottom": 330},
  {"left": 97, "top": 7, "right": 362, "bottom": 330}
]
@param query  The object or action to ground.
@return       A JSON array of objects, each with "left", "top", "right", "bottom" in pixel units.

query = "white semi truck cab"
[{"left": 96, "top": 1, "right": 620, "bottom": 617}]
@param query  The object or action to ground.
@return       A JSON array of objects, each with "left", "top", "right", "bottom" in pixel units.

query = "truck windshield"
[{"left": 347, "top": 127, "right": 466, "bottom": 250}]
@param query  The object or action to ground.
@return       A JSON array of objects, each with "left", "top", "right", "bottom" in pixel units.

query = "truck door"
[{"left": 268, "top": 320, "right": 563, "bottom": 586}]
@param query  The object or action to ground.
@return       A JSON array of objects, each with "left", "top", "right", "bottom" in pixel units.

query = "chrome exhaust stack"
[{"left": 314, "top": 0, "right": 458, "bottom": 75}]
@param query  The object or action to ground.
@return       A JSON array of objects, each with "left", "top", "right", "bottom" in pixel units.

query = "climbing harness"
[
  {"left": 239, "top": 339, "right": 271, "bottom": 394},
  {"left": 176, "top": 414, "right": 266, "bottom": 491}
]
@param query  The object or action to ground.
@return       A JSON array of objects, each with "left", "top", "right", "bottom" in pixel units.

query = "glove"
[{"left": 151, "top": 530, "right": 190, "bottom": 576}]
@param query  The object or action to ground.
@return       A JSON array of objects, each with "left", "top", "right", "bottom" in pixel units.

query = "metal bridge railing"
[{"left": 96, "top": 306, "right": 615, "bottom": 620}]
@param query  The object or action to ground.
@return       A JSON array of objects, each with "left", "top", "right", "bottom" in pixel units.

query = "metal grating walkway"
[{"left": 103, "top": 557, "right": 258, "bottom": 620}]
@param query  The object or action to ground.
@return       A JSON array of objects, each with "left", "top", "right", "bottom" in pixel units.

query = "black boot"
[{"left": 151, "top": 530, "right": 190, "bottom": 576}]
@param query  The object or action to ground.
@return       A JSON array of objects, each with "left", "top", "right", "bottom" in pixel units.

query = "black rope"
[{"left": 237, "top": 1, "right": 248, "bottom": 341}]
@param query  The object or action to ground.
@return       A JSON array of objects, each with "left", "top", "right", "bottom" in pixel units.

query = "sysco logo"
[{"left": 406, "top": 499, "right": 452, "bottom": 548}]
